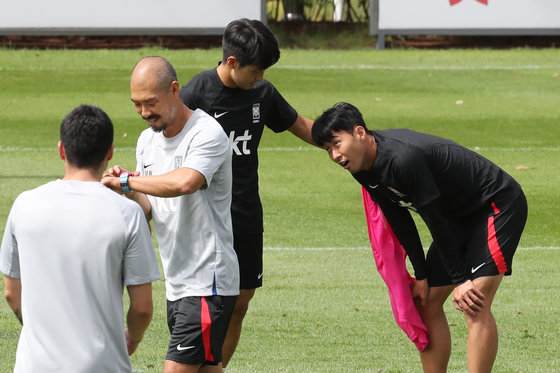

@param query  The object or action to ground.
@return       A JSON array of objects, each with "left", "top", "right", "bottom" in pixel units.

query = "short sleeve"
[
  {"left": 182, "top": 124, "right": 230, "bottom": 188},
  {"left": 264, "top": 85, "right": 298, "bottom": 133},
  {"left": 0, "top": 200, "right": 21, "bottom": 278}
]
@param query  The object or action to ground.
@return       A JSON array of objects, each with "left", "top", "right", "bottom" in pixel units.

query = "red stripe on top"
[
  {"left": 200, "top": 297, "right": 214, "bottom": 362},
  {"left": 491, "top": 201, "right": 501, "bottom": 215},
  {"left": 488, "top": 214, "right": 507, "bottom": 273}
]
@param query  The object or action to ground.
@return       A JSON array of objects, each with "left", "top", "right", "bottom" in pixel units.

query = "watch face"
[{"left": 120, "top": 173, "right": 131, "bottom": 192}]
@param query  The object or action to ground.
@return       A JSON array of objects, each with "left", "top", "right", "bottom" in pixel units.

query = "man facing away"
[
  {"left": 179, "top": 18, "right": 315, "bottom": 369},
  {"left": 103, "top": 56, "right": 239, "bottom": 373},
  {"left": 1, "top": 104, "right": 160, "bottom": 373},
  {"left": 312, "top": 102, "right": 527, "bottom": 373}
]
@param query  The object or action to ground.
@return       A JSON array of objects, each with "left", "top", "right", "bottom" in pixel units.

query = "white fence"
[
  {"left": 0, "top": 0, "right": 265, "bottom": 35},
  {"left": 370, "top": 0, "right": 560, "bottom": 48}
]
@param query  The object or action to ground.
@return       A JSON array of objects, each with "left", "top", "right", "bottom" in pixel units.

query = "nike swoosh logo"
[
  {"left": 177, "top": 344, "right": 196, "bottom": 351},
  {"left": 471, "top": 262, "right": 486, "bottom": 273},
  {"left": 214, "top": 111, "right": 229, "bottom": 119},
  {"left": 143, "top": 163, "right": 154, "bottom": 169},
  {"left": 369, "top": 184, "right": 379, "bottom": 189},
  {"left": 257, "top": 273, "right": 263, "bottom": 280}
]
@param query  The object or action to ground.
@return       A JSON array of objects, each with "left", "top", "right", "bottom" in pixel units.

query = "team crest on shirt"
[
  {"left": 175, "top": 156, "right": 182, "bottom": 169},
  {"left": 252, "top": 103, "right": 261, "bottom": 123}
]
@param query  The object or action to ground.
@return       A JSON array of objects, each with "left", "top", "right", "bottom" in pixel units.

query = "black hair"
[
  {"left": 222, "top": 18, "right": 280, "bottom": 69},
  {"left": 60, "top": 105, "right": 113, "bottom": 169},
  {"left": 312, "top": 102, "right": 369, "bottom": 146}
]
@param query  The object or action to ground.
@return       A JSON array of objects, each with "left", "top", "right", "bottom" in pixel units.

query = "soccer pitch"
[{"left": 1, "top": 47, "right": 559, "bottom": 372}]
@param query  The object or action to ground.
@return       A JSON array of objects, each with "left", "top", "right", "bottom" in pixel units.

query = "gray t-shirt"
[
  {"left": 0, "top": 180, "right": 160, "bottom": 373},
  {"left": 136, "top": 108, "right": 239, "bottom": 300}
]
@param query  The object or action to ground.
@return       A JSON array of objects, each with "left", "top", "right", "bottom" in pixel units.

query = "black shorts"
[
  {"left": 233, "top": 231, "right": 263, "bottom": 290},
  {"left": 165, "top": 295, "right": 237, "bottom": 366},
  {"left": 427, "top": 192, "right": 528, "bottom": 287}
]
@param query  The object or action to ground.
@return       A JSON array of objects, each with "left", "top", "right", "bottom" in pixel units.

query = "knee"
[
  {"left": 465, "top": 307, "right": 495, "bottom": 328},
  {"left": 233, "top": 290, "right": 255, "bottom": 318},
  {"left": 419, "top": 300, "right": 446, "bottom": 321},
  {"left": 233, "top": 299, "right": 250, "bottom": 317}
]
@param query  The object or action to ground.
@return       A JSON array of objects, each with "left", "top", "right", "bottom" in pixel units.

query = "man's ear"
[
  {"left": 226, "top": 56, "right": 238, "bottom": 68},
  {"left": 170, "top": 80, "right": 180, "bottom": 98},
  {"left": 355, "top": 125, "right": 367, "bottom": 140},
  {"left": 106, "top": 144, "right": 114, "bottom": 161},
  {"left": 58, "top": 141, "right": 66, "bottom": 160}
]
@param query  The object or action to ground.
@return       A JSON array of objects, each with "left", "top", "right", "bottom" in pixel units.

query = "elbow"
[
  {"left": 4, "top": 286, "right": 19, "bottom": 306},
  {"left": 177, "top": 180, "right": 203, "bottom": 195},
  {"left": 178, "top": 184, "right": 198, "bottom": 195},
  {"left": 134, "top": 302, "right": 154, "bottom": 320},
  {"left": 4, "top": 288, "right": 14, "bottom": 304}
]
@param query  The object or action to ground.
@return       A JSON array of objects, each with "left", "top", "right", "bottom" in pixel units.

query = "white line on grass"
[
  {"left": 0, "top": 146, "right": 136, "bottom": 152},
  {"left": 277, "top": 64, "right": 560, "bottom": 71},
  {"left": 258, "top": 146, "right": 560, "bottom": 152},
  {"left": 2, "top": 146, "right": 560, "bottom": 153},
  {"left": 2, "top": 64, "right": 560, "bottom": 72}
]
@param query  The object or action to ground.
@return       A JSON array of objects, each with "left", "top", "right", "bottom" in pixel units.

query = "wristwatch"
[{"left": 120, "top": 172, "right": 133, "bottom": 193}]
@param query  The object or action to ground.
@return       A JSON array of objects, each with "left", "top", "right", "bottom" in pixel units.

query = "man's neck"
[
  {"left": 163, "top": 104, "right": 193, "bottom": 138},
  {"left": 363, "top": 134, "right": 378, "bottom": 171},
  {"left": 63, "top": 167, "right": 103, "bottom": 182},
  {"left": 216, "top": 63, "right": 237, "bottom": 88}
]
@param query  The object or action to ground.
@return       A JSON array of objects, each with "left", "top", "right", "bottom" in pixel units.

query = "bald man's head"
[
  {"left": 131, "top": 56, "right": 178, "bottom": 92},
  {"left": 130, "top": 56, "right": 183, "bottom": 135}
]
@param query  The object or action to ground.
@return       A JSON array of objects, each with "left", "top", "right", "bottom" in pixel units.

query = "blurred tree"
[
  {"left": 282, "top": 0, "right": 306, "bottom": 21},
  {"left": 268, "top": 0, "right": 369, "bottom": 22}
]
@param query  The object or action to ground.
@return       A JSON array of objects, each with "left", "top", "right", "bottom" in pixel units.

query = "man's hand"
[
  {"left": 452, "top": 280, "right": 485, "bottom": 316},
  {"left": 410, "top": 278, "right": 429, "bottom": 307},
  {"left": 102, "top": 165, "right": 139, "bottom": 194}
]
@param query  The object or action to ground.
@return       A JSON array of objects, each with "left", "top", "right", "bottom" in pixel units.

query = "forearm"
[
  {"left": 4, "top": 276, "right": 23, "bottom": 325},
  {"left": 108, "top": 168, "right": 206, "bottom": 198},
  {"left": 418, "top": 204, "right": 469, "bottom": 285},
  {"left": 126, "top": 284, "right": 153, "bottom": 346},
  {"left": 125, "top": 191, "right": 152, "bottom": 220},
  {"left": 288, "top": 114, "right": 316, "bottom": 146},
  {"left": 8, "top": 302, "right": 23, "bottom": 325},
  {"left": 126, "top": 306, "right": 152, "bottom": 343},
  {"left": 378, "top": 201, "right": 428, "bottom": 280}
]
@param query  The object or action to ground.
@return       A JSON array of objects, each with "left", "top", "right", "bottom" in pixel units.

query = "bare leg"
[
  {"left": 199, "top": 364, "right": 223, "bottom": 373},
  {"left": 221, "top": 288, "right": 256, "bottom": 368},
  {"left": 418, "top": 285, "right": 454, "bottom": 373},
  {"left": 164, "top": 360, "right": 222, "bottom": 373},
  {"left": 164, "top": 360, "right": 200, "bottom": 373},
  {"left": 465, "top": 275, "right": 503, "bottom": 373}
]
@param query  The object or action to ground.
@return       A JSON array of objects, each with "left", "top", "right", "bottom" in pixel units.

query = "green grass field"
[{"left": 1, "top": 47, "right": 559, "bottom": 372}]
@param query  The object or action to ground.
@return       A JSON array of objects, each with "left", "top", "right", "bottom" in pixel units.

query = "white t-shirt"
[
  {"left": 0, "top": 180, "right": 161, "bottom": 373},
  {"left": 136, "top": 108, "right": 239, "bottom": 300}
]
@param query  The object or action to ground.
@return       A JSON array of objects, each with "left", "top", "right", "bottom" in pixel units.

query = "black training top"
[
  {"left": 353, "top": 129, "right": 522, "bottom": 285},
  {"left": 180, "top": 68, "right": 298, "bottom": 234}
]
